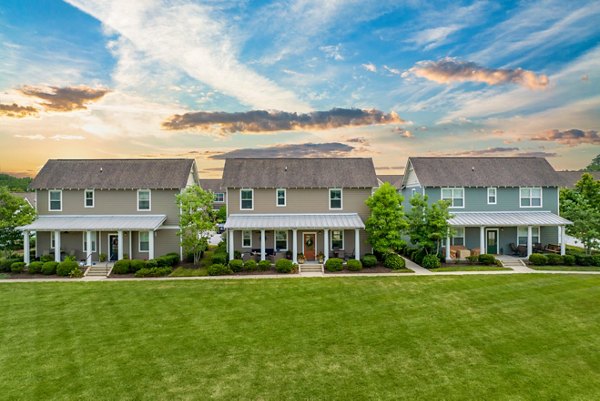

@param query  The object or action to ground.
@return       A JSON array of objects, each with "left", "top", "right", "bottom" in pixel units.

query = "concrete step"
[{"left": 300, "top": 264, "right": 323, "bottom": 273}]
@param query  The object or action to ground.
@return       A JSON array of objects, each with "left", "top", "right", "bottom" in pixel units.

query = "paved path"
[{"left": 402, "top": 257, "right": 433, "bottom": 275}]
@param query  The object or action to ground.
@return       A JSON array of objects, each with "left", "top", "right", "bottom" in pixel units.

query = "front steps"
[
  {"left": 299, "top": 264, "right": 323, "bottom": 274},
  {"left": 496, "top": 256, "right": 529, "bottom": 272},
  {"left": 85, "top": 263, "right": 113, "bottom": 277}
]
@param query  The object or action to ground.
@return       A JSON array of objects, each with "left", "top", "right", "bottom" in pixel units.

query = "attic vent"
[
  {"left": 100, "top": 167, "right": 103, "bottom": 173},
  {"left": 285, "top": 166, "right": 288, "bottom": 171},
  {"left": 471, "top": 166, "right": 475, "bottom": 171}
]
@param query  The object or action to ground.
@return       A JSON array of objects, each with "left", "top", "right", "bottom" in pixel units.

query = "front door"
[
  {"left": 109, "top": 234, "right": 118, "bottom": 261},
  {"left": 486, "top": 229, "right": 498, "bottom": 254},
  {"left": 303, "top": 233, "right": 316, "bottom": 261}
]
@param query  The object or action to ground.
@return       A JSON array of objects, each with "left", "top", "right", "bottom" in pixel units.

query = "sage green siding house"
[
  {"left": 400, "top": 157, "right": 571, "bottom": 259},
  {"left": 222, "top": 158, "right": 378, "bottom": 263},
  {"left": 19, "top": 159, "right": 198, "bottom": 265}
]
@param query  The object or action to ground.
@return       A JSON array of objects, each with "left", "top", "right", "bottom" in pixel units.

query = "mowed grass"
[
  {"left": 1, "top": 276, "right": 600, "bottom": 400},
  {"left": 431, "top": 265, "right": 512, "bottom": 272},
  {"left": 528, "top": 265, "right": 600, "bottom": 272}
]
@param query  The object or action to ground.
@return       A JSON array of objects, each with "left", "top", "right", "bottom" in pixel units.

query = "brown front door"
[{"left": 303, "top": 233, "right": 316, "bottom": 261}]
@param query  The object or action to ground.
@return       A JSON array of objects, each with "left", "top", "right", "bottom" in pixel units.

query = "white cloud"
[
  {"left": 408, "top": 24, "right": 463, "bottom": 50},
  {"left": 362, "top": 63, "right": 377, "bottom": 72},
  {"left": 319, "top": 44, "right": 344, "bottom": 61},
  {"left": 14, "top": 134, "right": 44, "bottom": 140}
]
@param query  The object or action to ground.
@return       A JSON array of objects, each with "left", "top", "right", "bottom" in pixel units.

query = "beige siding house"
[
  {"left": 19, "top": 159, "right": 198, "bottom": 265},
  {"left": 222, "top": 158, "right": 378, "bottom": 263},
  {"left": 199, "top": 178, "right": 225, "bottom": 210}
]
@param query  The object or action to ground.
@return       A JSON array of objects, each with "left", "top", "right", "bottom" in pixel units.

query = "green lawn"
[
  {"left": 431, "top": 265, "right": 512, "bottom": 272},
  {"left": 2, "top": 276, "right": 600, "bottom": 400},
  {"left": 169, "top": 266, "right": 209, "bottom": 276},
  {"left": 528, "top": 265, "right": 600, "bottom": 272}
]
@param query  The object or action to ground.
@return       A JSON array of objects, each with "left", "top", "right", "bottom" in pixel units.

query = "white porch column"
[
  {"left": 260, "top": 229, "right": 266, "bottom": 261},
  {"left": 23, "top": 231, "right": 30, "bottom": 265},
  {"left": 54, "top": 230, "right": 61, "bottom": 262},
  {"left": 479, "top": 226, "right": 485, "bottom": 255},
  {"left": 354, "top": 229, "right": 360, "bottom": 260},
  {"left": 117, "top": 230, "right": 124, "bottom": 260},
  {"left": 148, "top": 230, "right": 155, "bottom": 260},
  {"left": 445, "top": 231, "right": 451, "bottom": 261},
  {"left": 527, "top": 225, "right": 533, "bottom": 257},
  {"left": 228, "top": 229, "right": 234, "bottom": 261},
  {"left": 323, "top": 229, "right": 329, "bottom": 263},
  {"left": 560, "top": 226, "right": 566, "bottom": 256},
  {"left": 292, "top": 229, "right": 298, "bottom": 264},
  {"left": 86, "top": 230, "right": 93, "bottom": 266}
]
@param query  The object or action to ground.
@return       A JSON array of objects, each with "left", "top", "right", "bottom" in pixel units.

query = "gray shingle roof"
[
  {"left": 407, "top": 157, "right": 562, "bottom": 187},
  {"left": 30, "top": 159, "right": 195, "bottom": 190},
  {"left": 557, "top": 171, "right": 600, "bottom": 188},
  {"left": 222, "top": 158, "right": 378, "bottom": 188},
  {"left": 199, "top": 178, "right": 223, "bottom": 192},
  {"left": 377, "top": 175, "right": 404, "bottom": 188}
]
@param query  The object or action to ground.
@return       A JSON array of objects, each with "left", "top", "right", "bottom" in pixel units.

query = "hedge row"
[
  {"left": 529, "top": 253, "right": 599, "bottom": 266},
  {"left": 112, "top": 253, "right": 180, "bottom": 275}
]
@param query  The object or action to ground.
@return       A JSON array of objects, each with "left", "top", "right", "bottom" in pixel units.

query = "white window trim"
[
  {"left": 48, "top": 190, "right": 62, "bottom": 211},
  {"left": 84, "top": 189, "right": 95, "bottom": 208},
  {"left": 82, "top": 231, "right": 97, "bottom": 252},
  {"left": 50, "top": 231, "right": 56, "bottom": 249},
  {"left": 214, "top": 192, "right": 225, "bottom": 203},
  {"left": 517, "top": 226, "right": 540, "bottom": 246},
  {"left": 329, "top": 188, "right": 343, "bottom": 210},
  {"left": 487, "top": 187, "right": 497, "bottom": 205},
  {"left": 242, "top": 230, "right": 252, "bottom": 248},
  {"left": 452, "top": 227, "right": 465, "bottom": 246},
  {"left": 330, "top": 230, "right": 345, "bottom": 250},
  {"left": 519, "top": 187, "right": 542, "bottom": 208},
  {"left": 137, "top": 189, "right": 151, "bottom": 211},
  {"left": 138, "top": 231, "right": 150, "bottom": 253},
  {"left": 276, "top": 188, "right": 286, "bottom": 207},
  {"left": 240, "top": 188, "right": 254, "bottom": 211},
  {"left": 441, "top": 187, "right": 465, "bottom": 209},
  {"left": 274, "top": 230, "right": 288, "bottom": 251}
]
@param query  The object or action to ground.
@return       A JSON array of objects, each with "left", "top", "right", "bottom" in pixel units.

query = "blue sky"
[{"left": 1, "top": 0, "right": 599, "bottom": 177}]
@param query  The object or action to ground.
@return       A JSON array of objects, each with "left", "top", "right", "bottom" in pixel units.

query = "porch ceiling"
[
  {"left": 224, "top": 213, "right": 365, "bottom": 230},
  {"left": 448, "top": 211, "right": 572, "bottom": 227},
  {"left": 18, "top": 215, "right": 167, "bottom": 231}
]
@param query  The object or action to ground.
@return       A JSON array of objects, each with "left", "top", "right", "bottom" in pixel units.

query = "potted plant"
[
  {"left": 297, "top": 253, "right": 305, "bottom": 264},
  {"left": 99, "top": 253, "right": 107, "bottom": 262},
  {"left": 285, "top": 250, "right": 292, "bottom": 260},
  {"left": 317, "top": 251, "right": 324, "bottom": 264}
]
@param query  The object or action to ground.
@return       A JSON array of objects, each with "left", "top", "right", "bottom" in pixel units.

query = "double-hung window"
[
  {"left": 49, "top": 190, "right": 62, "bottom": 211},
  {"left": 329, "top": 188, "right": 342, "bottom": 209},
  {"left": 520, "top": 187, "right": 542, "bottom": 207},
  {"left": 452, "top": 227, "right": 465, "bottom": 246},
  {"left": 84, "top": 189, "right": 94, "bottom": 208},
  {"left": 441, "top": 187, "right": 464, "bottom": 208},
  {"left": 137, "top": 189, "right": 151, "bottom": 211},
  {"left": 275, "top": 231, "right": 288, "bottom": 250},
  {"left": 487, "top": 187, "right": 497, "bottom": 205},
  {"left": 82, "top": 232, "right": 97, "bottom": 252},
  {"left": 330, "top": 230, "right": 344, "bottom": 249},
  {"left": 242, "top": 230, "right": 252, "bottom": 248},
  {"left": 139, "top": 232, "right": 150, "bottom": 252},
  {"left": 214, "top": 192, "right": 225, "bottom": 203},
  {"left": 240, "top": 189, "right": 253, "bottom": 210},
  {"left": 276, "top": 188, "right": 286, "bottom": 207},
  {"left": 518, "top": 227, "right": 540, "bottom": 245}
]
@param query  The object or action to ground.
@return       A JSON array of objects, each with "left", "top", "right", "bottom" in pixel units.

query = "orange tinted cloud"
[
  {"left": 20, "top": 85, "right": 109, "bottom": 111},
  {"left": 532, "top": 129, "right": 599, "bottom": 146},
  {"left": 0, "top": 103, "right": 38, "bottom": 118}
]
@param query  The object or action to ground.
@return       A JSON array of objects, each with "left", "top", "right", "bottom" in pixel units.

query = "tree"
[
  {"left": 560, "top": 173, "right": 600, "bottom": 254},
  {"left": 584, "top": 153, "right": 600, "bottom": 172},
  {"left": 364, "top": 182, "right": 408, "bottom": 254},
  {"left": 216, "top": 205, "right": 227, "bottom": 224},
  {"left": 0, "top": 187, "right": 36, "bottom": 257},
  {"left": 176, "top": 185, "right": 216, "bottom": 265},
  {"left": 0, "top": 173, "right": 32, "bottom": 191},
  {"left": 405, "top": 193, "right": 452, "bottom": 255}
]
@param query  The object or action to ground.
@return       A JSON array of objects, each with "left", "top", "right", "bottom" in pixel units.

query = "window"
[
  {"left": 518, "top": 226, "right": 540, "bottom": 246},
  {"left": 49, "top": 190, "right": 62, "bottom": 211},
  {"left": 139, "top": 232, "right": 150, "bottom": 252},
  {"left": 50, "top": 232, "right": 56, "bottom": 249},
  {"left": 242, "top": 230, "right": 252, "bottom": 248},
  {"left": 452, "top": 227, "right": 465, "bottom": 246},
  {"left": 240, "top": 189, "right": 253, "bottom": 210},
  {"left": 487, "top": 187, "right": 497, "bottom": 205},
  {"left": 330, "top": 230, "right": 344, "bottom": 249},
  {"left": 276, "top": 188, "right": 286, "bottom": 207},
  {"left": 137, "top": 189, "right": 151, "bottom": 211},
  {"left": 520, "top": 187, "right": 542, "bottom": 207},
  {"left": 329, "top": 188, "right": 342, "bottom": 209},
  {"left": 275, "top": 231, "right": 288, "bottom": 250},
  {"left": 441, "top": 188, "right": 464, "bottom": 208},
  {"left": 82, "top": 232, "right": 97, "bottom": 252},
  {"left": 214, "top": 192, "right": 225, "bottom": 203},
  {"left": 84, "top": 189, "right": 94, "bottom": 208}
]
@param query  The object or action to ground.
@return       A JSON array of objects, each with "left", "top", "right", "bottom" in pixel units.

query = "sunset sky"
[{"left": 1, "top": 0, "right": 599, "bottom": 178}]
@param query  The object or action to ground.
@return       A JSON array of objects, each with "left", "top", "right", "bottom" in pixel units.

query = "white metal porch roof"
[
  {"left": 224, "top": 213, "right": 365, "bottom": 230},
  {"left": 448, "top": 211, "right": 572, "bottom": 227},
  {"left": 19, "top": 215, "right": 167, "bottom": 231}
]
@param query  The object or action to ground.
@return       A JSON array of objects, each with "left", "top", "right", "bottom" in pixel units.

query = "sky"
[{"left": 0, "top": 0, "right": 599, "bottom": 178}]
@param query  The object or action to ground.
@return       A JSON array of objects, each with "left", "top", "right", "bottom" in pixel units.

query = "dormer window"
[
  {"left": 137, "top": 189, "right": 151, "bottom": 211},
  {"left": 84, "top": 189, "right": 94, "bottom": 208},
  {"left": 49, "top": 190, "right": 62, "bottom": 211},
  {"left": 329, "top": 188, "right": 342, "bottom": 209}
]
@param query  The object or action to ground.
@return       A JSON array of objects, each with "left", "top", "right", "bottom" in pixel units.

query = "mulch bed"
[
  {"left": 2, "top": 273, "right": 79, "bottom": 280},
  {"left": 324, "top": 265, "right": 408, "bottom": 274}
]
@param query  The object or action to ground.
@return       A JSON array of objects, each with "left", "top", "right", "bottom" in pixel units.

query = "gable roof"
[
  {"left": 199, "top": 178, "right": 223, "bottom": 193},
  {"left": 557, "top": 171, "right": 600, "bottom": 188},
  {"left": 11, "top": 192, "right": 35, "bottom": 207},
  {"left": 222, "top": 158, "right": 378, "bottom": 188},
  {"left": 405, "top": 157, "right": 562, "bottom": 187},
  {"left": 377, "top": 175, "right": 404, "bottom": 188},
  {"left": 30, "top": 159, "right": 195, "bottom": 190}
]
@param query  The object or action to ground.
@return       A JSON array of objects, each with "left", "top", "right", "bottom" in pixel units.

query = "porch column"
[
  {"left": 86, "top": 230, "right": 93, "bottom": 266},
  {"left": 445, "top": 230, "right": 451, "bottom": 261},
  {"left": 323, "top": 229, "right": 329, "bottom": 263},
  {"left": 527, "top": 226, "right": 533, "bottom": 257},
  {"left": 479, "top": 226, "right": 485, "bottom": 255},
  {"left": 23, "top": 231, "right": 30, "bottom": 265},
  {"left": 260, "top": 229, "right": 266, "bottom": 261},
  {"left": 148, "top": 230, "right": 155, "bottom": 260},
  {"left": 292, "top": 229, "right": 298, "bottom": 264},
  {"left": 228, "top": 229, "right": 234, "bottom": 261},
  {"left": 354, "top": 229, "right": 360, "bottom": 260},
  {"left": 560, "top": 226, "right": 566, "bottom": 256},
  {"left": 117, "top": 230, "right": 124, "bottom": 260},
  {"left": 54, "top": 230, "right": 61, "bottom": 262}
]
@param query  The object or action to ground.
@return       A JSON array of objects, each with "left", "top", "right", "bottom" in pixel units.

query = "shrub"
[
  {"left": 98, "top": 253, "right": 107, "bottom": 262},
  {"left": 346, "top": 259, "right": 363, "bottom": 271},
  {"left": 145, "top": 259, "right": 158, "bottom": 268},
  {"left": 129, "top": 259, "right": 146, "bottom": 273},
  {"left": 422, "top": 254, "right": 441, "bottom": 269},
  {"left": 28, "top": 261, "right": 44, "bottom": 274},
  {"left": 478, "top": 254, "right": 496, "bottom": 265},
  {"left": 40, "top": 254, "right": 54, "bottom": 263},
  {"left": 563, "top": 254, "right": 575, "bottom": 266},
  {"left": 546, "top": 254, "right": 563, "bottom": 266},
  {"left": 234, "top": 250, "right": 241, "bottom": 259},
  {"left": 257, "top": 260, "right": 271, "bottom": 271},
  {"left": 361, "top": 254, "right": 377, "bottom": 268},
  {"left": 10, "top": 262, "right": 25, "bottom": 274},
  {"left": 411, "top": 248, "right": 426, "bottom": 265},
  {"left": 207, "top": 263, "right": 233, "bottom": 276},
  {"left": 575, "top": 254, "right": 593, "bottom": 266},
  {"left": 244, "top": 260, "right": 257, "bottom": 272},
  {"left": 112, "top": 259, "right": 131, "bottom": 274},
  {"left": 528, "top": 253, "right": 548, "bottom": 266},
  {"left": 57, "top": 259, "right": 78, "bottom": 276},
  {"left": 466, "top": 255, "right": 479, "bottom": 265},
  {"left": 384, "top": 253, "right": 405, "bottom": 270},
  {"left": 212, "top": 252, "right": 228, "bottom": 265},
  {"left": 134, "top": 266, "right": 173, "bottom": 277},
  {"left": 275, "top": 258, "right": 295, "bottom": 274},
  {"left": 325, "top": 258, "right": 344, "bottom": 272},
  {"left": 69, "top": 267, "right": 84, "bottom": 278},
  {"left": 593, "top": 255, "right": 600, "bottom": 267},
  {"left": 165, "top": 252, "right": 180, "bottom": 266},
  {"left": 41, "top": 261, "right": 59, "bottom": 275},
  {"left": 229, "top": 259, "right": 244, "bottom": 273},
  {"left": 0, "top": 258, "right": 19, "bottom": 272}
]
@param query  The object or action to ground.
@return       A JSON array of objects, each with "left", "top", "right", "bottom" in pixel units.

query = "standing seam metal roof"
[
  {"left": 224, "top": 213, "right": 365, "bottom": 229},
  {"left": 448, "top": 211, "right": 571, "bottom": 227}
]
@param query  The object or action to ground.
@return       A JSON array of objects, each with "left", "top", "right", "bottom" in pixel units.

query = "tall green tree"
[
  {"left": 584, "top": 153, "right": 600, "bottom": 172},
  {"left": 405, "top": 193, "right": 453, "bottom": 255},
  {"left": 365, "top": 182, "right": 407, "bottom": 254},
  {"left": 0, "top": 173, "right": 32, "bottom": 191},
  {"left": 0, "top": 187, "right": 36, "bottom": 257},
  {"left": 176, "top": 185, "right": 216, "bottom": 265},
  {"left": 560, "top": 173, "right": 600, "bottom": 254}
]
